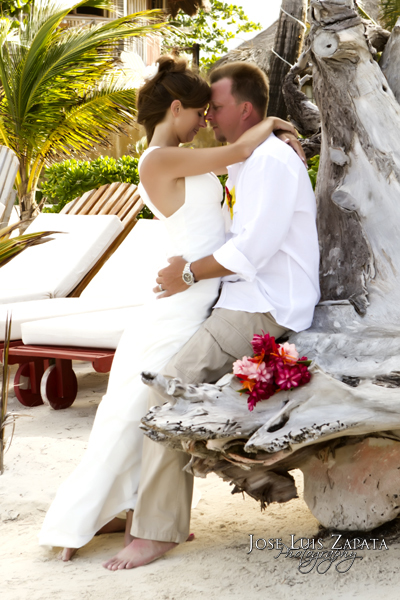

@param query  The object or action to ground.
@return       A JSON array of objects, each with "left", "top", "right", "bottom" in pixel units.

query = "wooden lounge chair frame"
[
  {"left": 63, "top": 181, "right": 144, "bottom": 297},
  {"left": 4, "top": 344, "right": 114, "bottom": 409},
  {"left": 1, "top": 182, "right": 145, "bottom": 408}
]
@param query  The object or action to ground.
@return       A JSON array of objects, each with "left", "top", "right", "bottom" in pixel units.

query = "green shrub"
[
  {"left": 41, "top": 155, "right": 153, "bottom": 218},
  {"left": 307, "top": 155, "right": 320, "bottom": 191}
]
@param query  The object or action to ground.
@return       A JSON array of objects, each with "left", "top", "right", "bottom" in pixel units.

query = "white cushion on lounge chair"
[
  {"left": 0, "top": 297, "right": 143, "bottom": 341},
  {"left": 0, "top": 220, "right": 168, "bottom": 341},
  {"left": 21, "top": 307, "right": 142, "bottom": 349},
  {"left": 80, "top": 219, "right": 168, "bottom": 305},
  {"left": 0, "top": 213, "right": 123, "bottom": 304}
]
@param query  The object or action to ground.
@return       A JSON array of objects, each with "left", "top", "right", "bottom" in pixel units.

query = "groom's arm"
[
  {"left": 154, "top": 255, "right": 234, "bottom": 297},
  {"left": 156, "top": 142, "right": 306, "bottom": 297}
]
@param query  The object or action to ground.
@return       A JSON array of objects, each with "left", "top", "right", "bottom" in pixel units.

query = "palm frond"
[
  {"left": 0, "top": 312, "right": 11, "bottom": 474},
  {"left": 0, "top": 226, "right": 58, "bottom": 267},
  {"left": 34, "top": 71, "right": 137, "bottom": 160},
  {"left": 0, "top": 0, "right": 169, "bottom": 211},
  {"left": 0, "top": 313, "right": 31, "bottom": 474},
  {"left": 380, "top": 0, "right": 400, "bottom": 29}
]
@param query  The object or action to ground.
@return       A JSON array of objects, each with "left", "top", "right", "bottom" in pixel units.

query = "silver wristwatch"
[{"left": 182, "top": 262, "right": 195, "bottom": 286}]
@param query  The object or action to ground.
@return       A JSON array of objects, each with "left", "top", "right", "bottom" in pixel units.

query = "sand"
[{"left": 1, "top": 361, "right": 400, "bottom": 600}]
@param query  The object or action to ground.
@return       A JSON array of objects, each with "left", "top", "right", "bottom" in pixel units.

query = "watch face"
[{"left": 183, "top": 272, "right": 193, "bottom": 284}]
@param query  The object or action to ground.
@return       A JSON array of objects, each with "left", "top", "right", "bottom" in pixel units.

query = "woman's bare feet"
[
  {"left": 60, "top": 547, "right": 77, "bottom": 561},
  {"left": 60, "top": 512, "right": 134, "bottom": 562},
  {"left": 102, "top": 538, "right": 177, "bottom": 570}
]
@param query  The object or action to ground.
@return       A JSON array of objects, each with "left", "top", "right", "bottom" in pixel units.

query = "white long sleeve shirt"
[{"left": 213, "top": 134, "right": 320, "bottom": 333}]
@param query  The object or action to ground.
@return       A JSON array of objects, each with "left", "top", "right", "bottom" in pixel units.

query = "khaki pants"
[{"left": 130, "top": 308, "right": 289, "bottom": 543}]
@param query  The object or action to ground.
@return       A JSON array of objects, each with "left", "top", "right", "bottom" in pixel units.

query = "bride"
[{"left": 38, "top": 55, "right": 299, "bottom": 560}]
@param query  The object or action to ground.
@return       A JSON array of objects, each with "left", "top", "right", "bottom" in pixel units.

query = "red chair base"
[{"left": 1, "top": 344, "right": 115, "bottom": 409}]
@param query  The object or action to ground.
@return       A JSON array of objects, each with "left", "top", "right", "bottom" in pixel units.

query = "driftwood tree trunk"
[
  {"left": 142, "top": 0, "right": 400, "bottom": 532},
  {"left": 267, "top": 0, "right": 307, "bottom": 119}
]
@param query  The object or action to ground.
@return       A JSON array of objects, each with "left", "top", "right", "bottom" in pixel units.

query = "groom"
[{"left": 103, "top": 61, "right": 320, "bottom": 570}]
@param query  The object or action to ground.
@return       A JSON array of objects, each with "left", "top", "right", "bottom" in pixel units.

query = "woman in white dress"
[{"left": 38, "top": 55, "right": 298, "bottom": 559}]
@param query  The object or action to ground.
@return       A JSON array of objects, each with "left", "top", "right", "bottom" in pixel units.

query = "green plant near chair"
[
  {"left": 0, "top": 222, "right": 56, "bottom": 268},
  {"left": 41, "top": 155, "right": 154, "bottom": 219},
  {"left": 0, "top": 314, "right": 29, "bottom": 475},
  {"left": 42, "top": 156, "right": 140, "bottom": 213}
]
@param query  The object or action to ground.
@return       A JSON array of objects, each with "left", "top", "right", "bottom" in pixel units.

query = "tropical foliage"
[
  {"left": 0, "top": 0, "right": 167, "bottom": 221},
  {"left": 0, "top": 312, "right": 11, "bottom": 474},
  {"left": 0, "top": 221, "right": 56, "bottom": 266},
  {"left": 307, "top": 155, "right": 320, "bottom": 190},
  {"left": 0, "top": 315, "right": 28, "bottom": 475},
  {"left": 380, "top": 0, "right": 400, "bottom": 29},
  {"left": 41, "top": 154, "right": 154, "bottom": 218},
  {"left": 42, "top": 155, "right": 140, "bottom": 212},
  {"left": 0, "top": 0, "right": 33, "bottom": 26},
  {"left": 164, "top": 0, "right": 261, "bottom": 68}
]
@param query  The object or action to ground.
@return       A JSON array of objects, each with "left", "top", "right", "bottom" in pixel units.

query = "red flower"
[
  {"left": 275, "top": 362, "right": 304, "bottom": 390},
  {"left": 247, "top": 380, "right": 278, "bottom": 411},
  {"left": 234, "top": 333, "right": 311, "bottom": 411},
  {"left": 251, "top": 332, "right": 277, "bottom": 356}
]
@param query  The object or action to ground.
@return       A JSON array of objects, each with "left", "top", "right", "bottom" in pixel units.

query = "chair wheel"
[
  {"left": 14, "top": 363, "right": 44, "bottom": 407},
  {"left": 40, "top": 364, "right": 77, "bottom": 410}
]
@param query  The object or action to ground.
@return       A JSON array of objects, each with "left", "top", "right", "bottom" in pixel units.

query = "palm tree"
[
  {"left": 0, "top": 0, "right": 167, "bottom": 221},
  {"left": 380, "top": 0, "right": 400, "bottom": 29}
]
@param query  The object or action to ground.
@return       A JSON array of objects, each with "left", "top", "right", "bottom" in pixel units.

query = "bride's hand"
[
  {"left": 275, "top": 131, "right": 307, "bottom": 167},
  {"left": 235, "top": 117, "right": 298, "bottom": 155}
]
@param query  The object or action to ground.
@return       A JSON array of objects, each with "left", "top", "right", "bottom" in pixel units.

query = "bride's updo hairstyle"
[{"left": 137, "top": 55, "right": 211, "bottom": 143}]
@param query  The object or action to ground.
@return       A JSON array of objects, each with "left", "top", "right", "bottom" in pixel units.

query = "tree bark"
[
  {"left": 282, "top": 51, "right": 321, "bottom": 136},
  {"left": 19, "top": 191, "right": 40, "bottom": 232},
  {"left": 267, "top": 0, "right": 307, "bottom": 119}
]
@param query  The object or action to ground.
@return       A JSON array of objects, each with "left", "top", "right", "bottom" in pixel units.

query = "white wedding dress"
[{"left": 39, "top": 147, "right": 225, "bottom": 548}]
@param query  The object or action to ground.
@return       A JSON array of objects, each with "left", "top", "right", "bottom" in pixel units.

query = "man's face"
[{"left": 206, "top": 78, "right": 245, "bottom": 144}]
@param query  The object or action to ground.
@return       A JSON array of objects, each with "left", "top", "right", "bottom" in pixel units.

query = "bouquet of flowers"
[{"left": 233, "top": 332, "right": 312, "bottom": 411}]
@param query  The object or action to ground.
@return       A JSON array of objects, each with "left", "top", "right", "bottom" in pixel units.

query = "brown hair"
[
  {"left": 209, "top": 62, "right": 269, "bottom": 118},
  {"left": 137, "top": 55, "right": 211, "bottom": 143}
]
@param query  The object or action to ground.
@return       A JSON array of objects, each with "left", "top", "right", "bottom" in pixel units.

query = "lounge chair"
[
  {"left": 3, "top": 219, "right": 168, "bottom": 409},
  {"left": 0, "top": 146, "right": 19, "bottom": 229},
  {"left": 0, "top": 182, "right": 145, "bottom": 339},
  {"left": 0, "top": 180, "right": 145, "bottom": 305},
  {"left": 0, "top": 212, "right": 124, "bottom": 305}
]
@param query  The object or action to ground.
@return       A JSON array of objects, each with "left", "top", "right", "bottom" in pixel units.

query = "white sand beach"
[{"left": 1, "top": 362, "right": 400, "bottom": 600}]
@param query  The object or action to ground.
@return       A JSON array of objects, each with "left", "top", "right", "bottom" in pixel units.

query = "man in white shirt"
[{"left": 103, "top": 62, "right": 320, "bottom": 570}]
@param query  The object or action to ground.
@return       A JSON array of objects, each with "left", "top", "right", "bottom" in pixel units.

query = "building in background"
[{"left": 63, "top": 1, "right": 208, "bottom": 66}]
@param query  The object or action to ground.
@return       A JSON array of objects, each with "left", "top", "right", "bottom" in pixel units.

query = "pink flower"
[
  {"left": 233, "top": 356, "right": 259, "bottom": 378},
  {"left": 233, "top": 357, "right": 274, "bottom": 383},
  {"left": 256, "top": 361, "right": 275, "bottom": 383},
  {"left": 277, "top": 342, "right": 299, "bottom": 364}
]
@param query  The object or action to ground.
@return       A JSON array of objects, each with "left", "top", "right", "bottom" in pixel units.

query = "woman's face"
[{"left": 176, "top": 105, "right": 207, "bottom": 143}]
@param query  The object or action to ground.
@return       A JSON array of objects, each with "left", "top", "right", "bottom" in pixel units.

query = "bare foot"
[
  {"left": 102, "top": 538, "right": 177, "bottom": 570},
  {"left": 60, "top": 514, "right": 132, "bottom": 562},
  {"left": 96, "top": 517, "right": 126, "bottom": 536},
  {"left": 60, "top": 547, "right": 77, "bottom": 561}
]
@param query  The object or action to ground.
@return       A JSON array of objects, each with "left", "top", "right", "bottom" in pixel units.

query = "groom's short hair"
[{"left": 209, "top": 62, "right": 269, "bottom": 118}]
